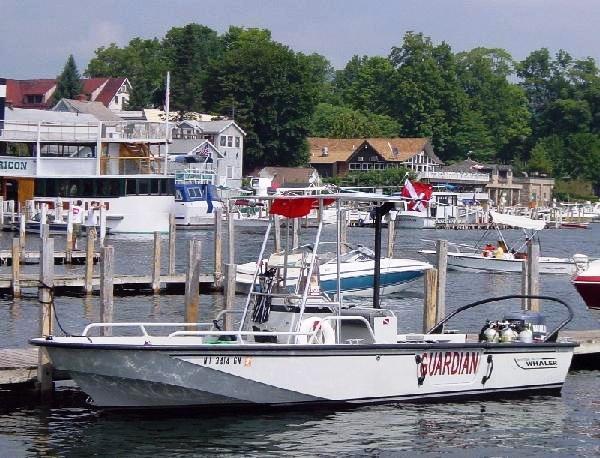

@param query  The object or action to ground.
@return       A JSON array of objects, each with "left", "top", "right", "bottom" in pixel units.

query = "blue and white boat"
[
  {"left": 236, "top": 245, "right": 432, "bottom": 296},
  {"left": 172, "top": 169, "right": 222, "bottom": 227}
]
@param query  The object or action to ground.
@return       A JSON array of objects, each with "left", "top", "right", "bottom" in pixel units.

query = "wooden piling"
[
  {"left": 224, "top": 263, "right": 237, "bottom": 331},
  {"left": 340, "top": 209, "right": 348, "bottom": 254},
  {"left": 527, "top": 241, "right": 540, "bottom": 312},
  {"left": 37, "top": 237, "right": 54, "bottom": 396},
  {"left": 168, "top": 213, "right": 176, "bottom": 275},
  {"left": 99, "top": 245, "right": 114, "bottom": 336},
  {"left": 227, "top": 206, "right": 235, "bottom": 265},
  {"left": 292, "top": 218, "right": 300, "bottom": 250},
  {"left": 66, "top": 208, "right": 73, "bottom": 264},
  {"left": 184, "top": 240, "right": 202, "bottom": 327},
  {"left": 40, "top": 223, "right": 49, "bottom": 242},
  {"left": 213, "top": 208, "right": 223, "bottom": 286},
  {"left": 273, "top": 215, "right": 281, "bottom": 252},
  {"left": 84, "top": 228, "right": 96, "bottom": 294},
  {"left": 423, "top": 267, "right": 438, "bottom": 333},
  {"left": 0, "top": 197, "right": 4, "bottom": 229},
  {"left": 386, "top": 215, "right": 395, "bottom": 258},
  {"left": 435, "top": 239, "right": 448, "bottom": 322},
  {"left": 521, "top": 256, "right": 530, "bottom": 310},
  {"left": 19, "top": 212, "right": 26, "bottom": 250},
  {"left": 11, "top": 238, "right": 20, "bottom": 298},
  {"left": 99, "top": 205, "right": 107, "bottom": 245},
  {"left": 152, "top": 231, "right": 161, "bottom": 293},
  {"left": 39, "top": 204, "right": 47, "bottom": 237}
]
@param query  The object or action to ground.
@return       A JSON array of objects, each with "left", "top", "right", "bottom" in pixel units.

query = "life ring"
[{"left": 295, "top": 317, "right": 335, "bottom": 345}]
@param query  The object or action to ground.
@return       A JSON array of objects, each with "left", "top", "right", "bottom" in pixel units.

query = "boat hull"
[
  {"left": 33, "top": 340, "right": 574, "bottom": 408},
  {"left": 419, "top": 250, "right": 575, "bottom": 274},
  {"left": 573, "top": 278, "right": 600, "bottom": 309}
]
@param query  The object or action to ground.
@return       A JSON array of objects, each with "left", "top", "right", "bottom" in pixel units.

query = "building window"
[
  {"left": 227, "top": 136, "right": 233, "bottom": 147},
  {"left": 227, "top": 166, "right": 234, "bottom": 179},
  {"left": 25, "top": 94, "right": 43, "bottom": 104},
  {"left": 114, "top": 96, "right": 119, "bottom": 104},
  {"left": 357, "top": 157, "right": 364, "bottom": 162},
  {"left": 370, "top": 156, "right": 378, "bottom": 162},
  {"left": 220, "top": 136, "right": 226, "bottom": 146},
  {"left": 235, "top": 136, "right": 240, "bottom": 147}
]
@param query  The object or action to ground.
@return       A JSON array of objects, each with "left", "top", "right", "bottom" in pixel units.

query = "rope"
[{"left": 38, "top": 280, "right": 72, "bottom": 337}]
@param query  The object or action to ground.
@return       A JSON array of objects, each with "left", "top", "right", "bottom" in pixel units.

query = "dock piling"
[
  {"left": 84, "top": 228, "right": 96, "bottom": 294},
  {"left": 224, "top": 263, "right": 237, "bottom": 331},
  {"left": 292, "top": 218, "right": 299, "bottom": 250},
  {"left": 19, "top": 213, "right": 26, "bottom": 249},
  {"left": 227, "top": 206, "right": 235, "bottom": 265},
  {"left": 273, "top": 215, "right": 281, "bottom": 252},
  {"left": 152, "top": 231, "right": 161, "bottom": 293},
  {"left": 184, "top": 240, "right": 202, "bottom": 328},
  {"left": 168, "top": 214, "right": 176, "bottom": 275},
  {"left": 340, "top": 209, "right": 348, "bottom": 254},
  {"left": 11, "top": 238, "right": 20, "bottom": 298},
  {"left": 435, "top": 240, "right": 448, "bottom": 321},
  {"left": 423, "top": 267, "right": 438, "bottom": 332},
  {"left": 521, "top": 256, "right": 530, "bottom": 310},
  {"left": 386, "top": 214, "right": 395, "bottom": 258},
  {"left": 37, "top": 237, "right": 54, "bottom": 396},
  {"left": 213, "top": 208, "right": 223, "bottom": 287},
  {"left": 527, "top": 241, "right": 540, "bottom": 311},
  {"left": 66, "top": 208, "right": 73, "bottom": 264},
  {"left": 99, "top": 245, "right": 114, "bottom": 336}
]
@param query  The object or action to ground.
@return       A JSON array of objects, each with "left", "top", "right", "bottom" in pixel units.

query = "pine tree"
[{"left": 53, "top": 55, "right": 83, "bottom": 103}]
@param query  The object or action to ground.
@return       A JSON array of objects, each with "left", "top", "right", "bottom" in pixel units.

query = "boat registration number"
[{"left": 203, "top": 356, "right": 243, "bottom": 365}]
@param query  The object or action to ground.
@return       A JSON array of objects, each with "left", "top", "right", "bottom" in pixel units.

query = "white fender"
[{"left": 295, "top": 317, "right": 335, "bottom": 345}]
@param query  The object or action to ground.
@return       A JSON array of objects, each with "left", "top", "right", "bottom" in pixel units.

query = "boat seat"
[{"left": 339, "top": 307, "right": 393, "bottom": 344}]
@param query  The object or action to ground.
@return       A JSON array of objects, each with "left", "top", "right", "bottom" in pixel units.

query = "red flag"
[
  {"left": 270, "top": 197, "right": 334, "bottom": 218},
  {"left": 401, "top": 179, "right": 433, "bottom": 211},
  {"left": 270, "top": 198, "right": 316, "bottom": 218}
]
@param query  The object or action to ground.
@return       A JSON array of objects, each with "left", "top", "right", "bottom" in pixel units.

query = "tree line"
[{"left": 73, "top": 24, "right": 600, "bottom": 188}]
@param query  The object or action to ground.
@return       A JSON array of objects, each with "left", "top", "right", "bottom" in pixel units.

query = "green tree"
[
  {"left": 53, "top": 55, "right": 83, "bottom": 103},
  {"left": 526, "top": 143, "right": 553, "bottom": 174},
  {"left": 388, "top": 32, "right": 468, "bottom": 159},
  {"left": 309, "top": 103, "right": 400, "bottom": 138},
  {"left": 162, "top": 24, "right": 223, "bottom": 113},
  {"left": 203, "top": 27, "right": 318, "bottom": 170},
  {"left": 86, "top": 38, "right": 168, "bottom": 109},
  {"left": 455, "top": 48, "right": 531, "bottom": 162}
]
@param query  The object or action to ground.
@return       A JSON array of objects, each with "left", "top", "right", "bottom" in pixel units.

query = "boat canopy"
[{"left": 489, "top": 211, "right": 546, "bottom": 231}]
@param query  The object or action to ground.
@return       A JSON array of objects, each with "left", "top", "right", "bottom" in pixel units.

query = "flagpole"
[{"left": 163, "top": 71, "right": 170, "bottom": 176}]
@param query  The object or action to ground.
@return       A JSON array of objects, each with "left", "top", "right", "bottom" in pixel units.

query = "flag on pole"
[{"left": 401, "top": 179, "right": 433, "bottom": 211}]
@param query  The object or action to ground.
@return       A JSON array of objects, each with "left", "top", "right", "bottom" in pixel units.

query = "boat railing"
[
  {"left": 82, "top": 322, "right": 215, "bottom": 337},
  {"left": 99, "top": 156, "right": 165, "bottom": 175},
  {"left": 427, "top": 294, "right": 574, "bottom": 342}
]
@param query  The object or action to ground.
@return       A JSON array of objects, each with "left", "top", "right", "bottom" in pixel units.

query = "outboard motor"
[
  {"left": 572, "top": 253, "right": 589, "bottom": 274},
  {"left": 503, "top": 311, "right": 547, "bottom": 341}
]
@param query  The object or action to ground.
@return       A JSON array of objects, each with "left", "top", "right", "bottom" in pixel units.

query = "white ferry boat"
[{"left": 0, "top": 82, "right": 173, "bottom": 233}]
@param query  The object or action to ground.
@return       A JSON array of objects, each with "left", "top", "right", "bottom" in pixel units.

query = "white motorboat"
[
  {"left": 236, "top": 244, "right": 432, "bottom": 296},
  {"left": 172, "top": 169, "right": 223, "bottom": 228},
  {"left": 30, "top": 195, "right": 576, "bottom": 409},
  {"left": 419, "top": 211, "right": 583, "bottom": 274}
]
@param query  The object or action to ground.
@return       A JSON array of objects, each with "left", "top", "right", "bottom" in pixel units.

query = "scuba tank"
[{"left": 519, "top": 323, "right": 533, "bottom": 343}]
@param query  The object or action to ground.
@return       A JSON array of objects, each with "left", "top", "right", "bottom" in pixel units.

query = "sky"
[{"left": 2, "top": 0, "right": 600, "bottom": 78}]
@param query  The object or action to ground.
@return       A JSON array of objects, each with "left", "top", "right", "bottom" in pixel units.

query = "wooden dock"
[
  {"left": 0, "top": 249, "right": 99, "bottom": 265},
  {"left": 0, "top": 272, "right": 217, "bottom": 294}
]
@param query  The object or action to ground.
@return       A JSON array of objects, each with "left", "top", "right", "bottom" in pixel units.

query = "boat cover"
[{"left": 489, "top": 211, "right": 546, "bottom": 230}]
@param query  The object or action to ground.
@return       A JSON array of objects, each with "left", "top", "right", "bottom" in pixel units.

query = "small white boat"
[
  {"left": 236, "top": 245, "right": 432, "bottom": 296},
  {"left": 30, "top": 195, "right": 576, "bottom": 409},
  {"left": 419, "top": 211, "right": 583, "bottom": 275},
  {"left": 172, "top": 169, "right": 223, "bottom": 228}
]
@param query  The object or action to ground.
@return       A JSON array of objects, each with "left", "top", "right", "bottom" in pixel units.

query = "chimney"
[{"left": 0, "top": 78, "right": 6, "bottom": 131}]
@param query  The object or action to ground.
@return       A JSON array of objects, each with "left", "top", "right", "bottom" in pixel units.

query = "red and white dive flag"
[{"left": 401, "top": 179, "right": 433, "bottom": 211}]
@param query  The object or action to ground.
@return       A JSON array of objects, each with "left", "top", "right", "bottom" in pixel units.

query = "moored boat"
[
  {"left": 30, "top": 194, "right": 577, "bottom": 409},
  {"left": 573, "top": 259, "right": 600, "bottom": 310}
]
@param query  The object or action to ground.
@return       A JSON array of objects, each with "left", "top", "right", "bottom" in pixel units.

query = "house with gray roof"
[{"left": 170, "top": 119, "right": 245, "bottom": 188}]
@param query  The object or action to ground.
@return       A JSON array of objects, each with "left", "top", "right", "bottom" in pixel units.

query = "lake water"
[{"left": 0, "top": 223, "right": 598, "bottom": 456}]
